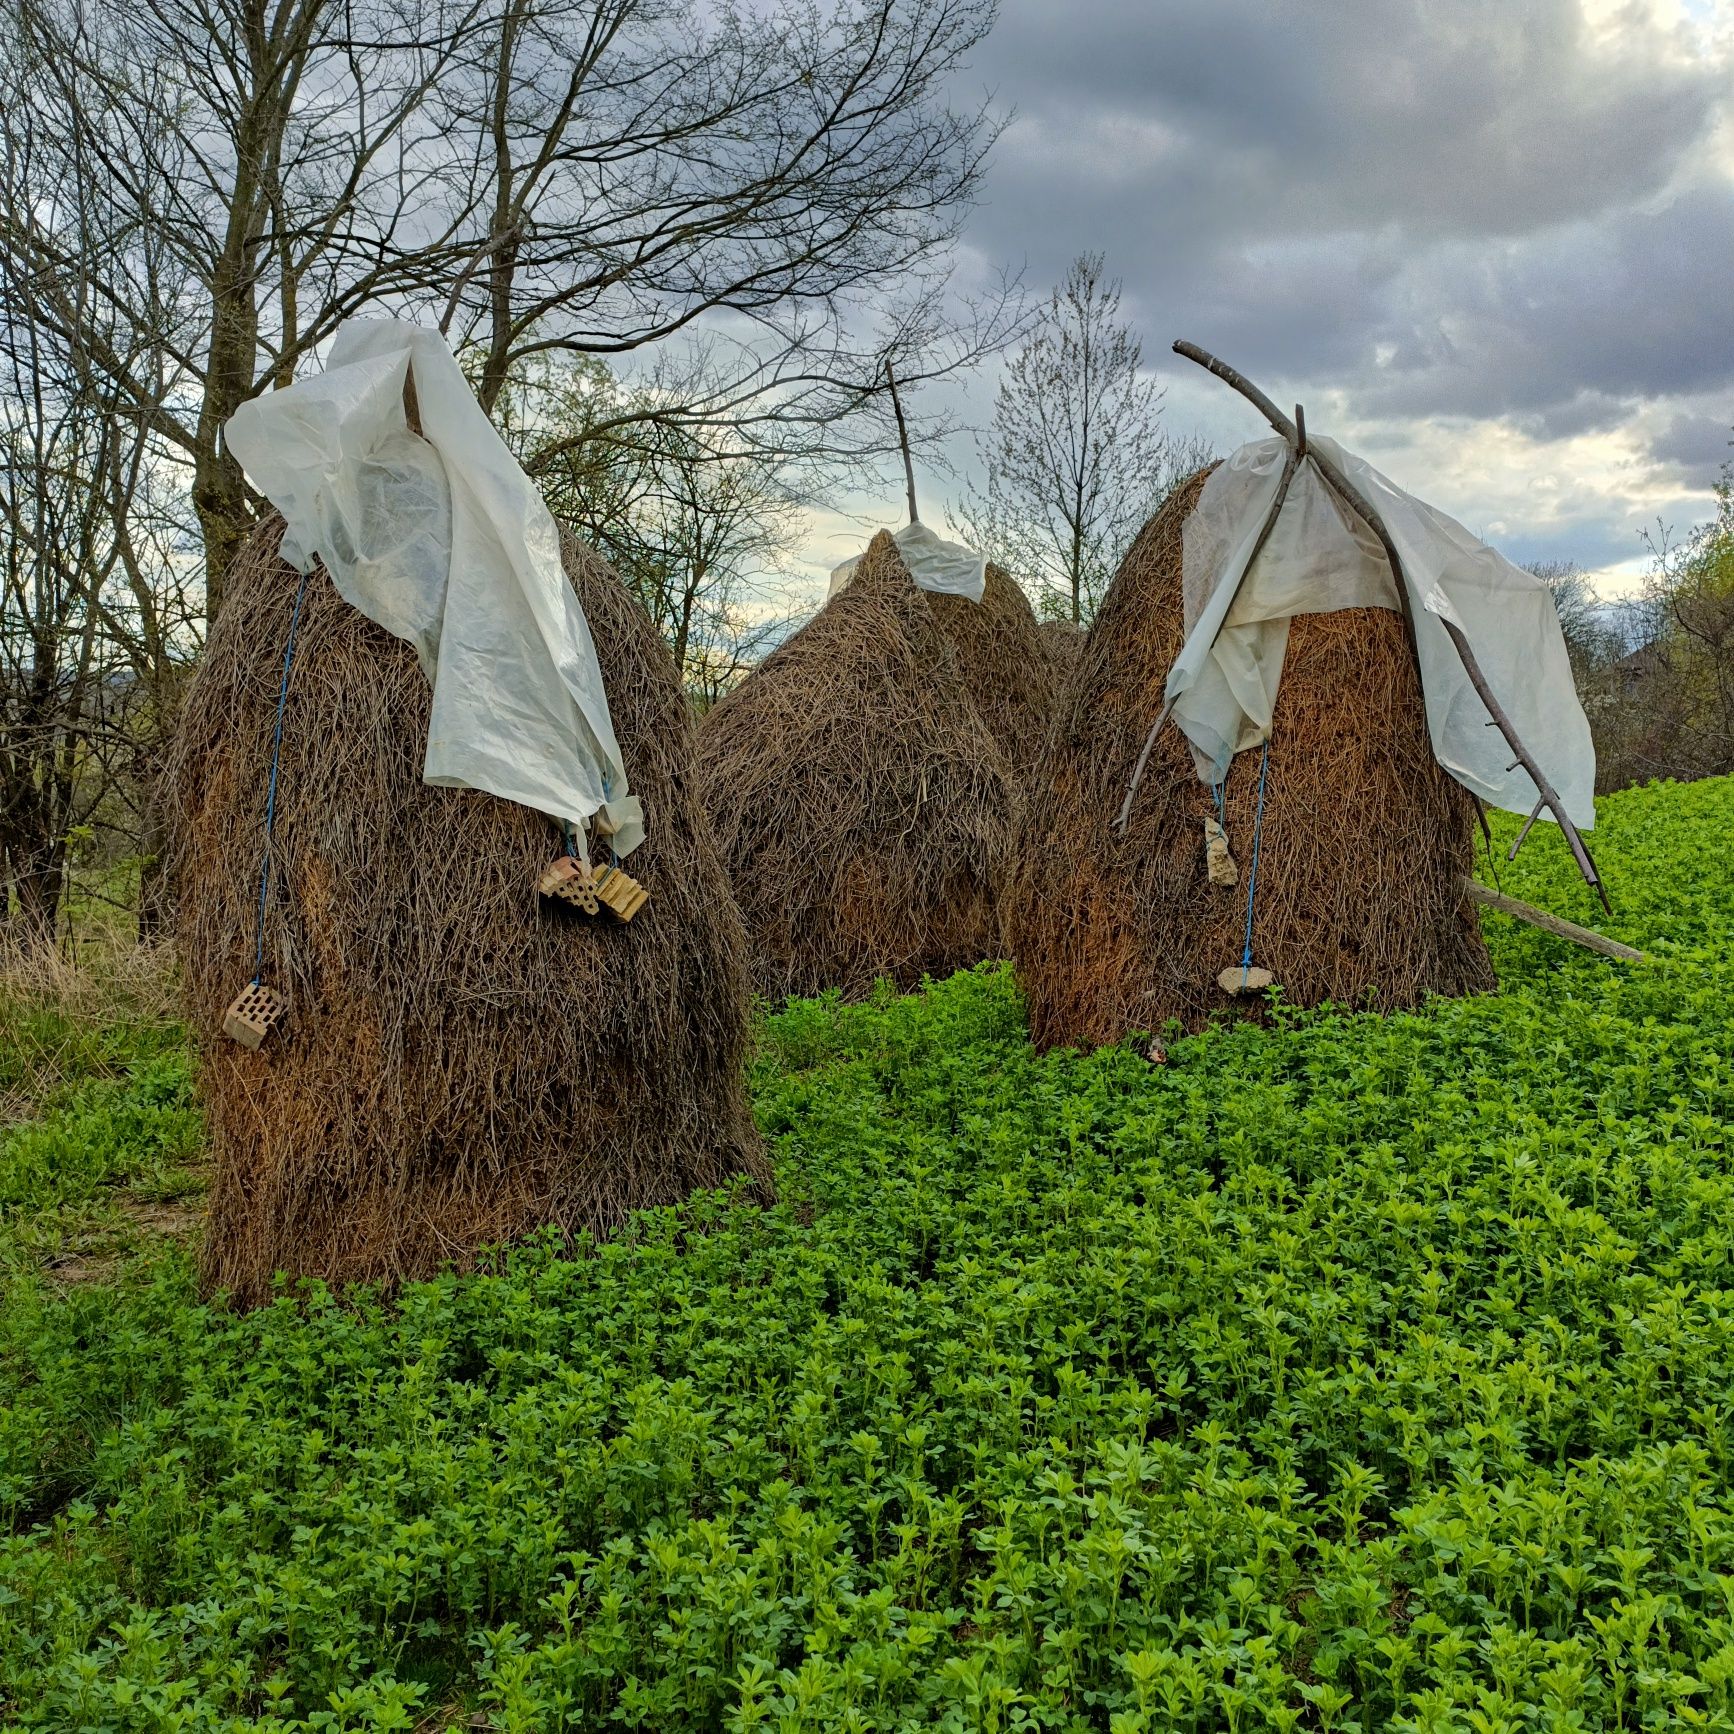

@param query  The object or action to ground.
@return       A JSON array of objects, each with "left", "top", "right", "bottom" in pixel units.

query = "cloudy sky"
[{"left": 799, "top": 0, "right": 1734, "bottom": 603}]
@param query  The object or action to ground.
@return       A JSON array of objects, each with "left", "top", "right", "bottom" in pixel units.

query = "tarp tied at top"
[
  {"left": 828, "top": 520, "right": 986, "bottom": 604},
  {"left": 224, "top": 319, "right": 644, "bottom": 857},
  {"left": 1170, "top": 435, "right": 1597, "bottom": 830}
]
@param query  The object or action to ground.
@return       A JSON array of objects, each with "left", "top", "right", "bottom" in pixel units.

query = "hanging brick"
[{"left": 223, "top": 980, "right": 288, "bottom": 1049}]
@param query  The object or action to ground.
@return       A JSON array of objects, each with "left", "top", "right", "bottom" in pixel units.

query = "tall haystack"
[
  {"left": 923, "top": 565, "right": 1058, "bottom": 779},
  {"left": 167, "top": 518, "right": 767, "bottom": 1307},
  {"left": 697, "top": 530, "right": 1016, "bottom": 1001},
  {"left": 1008, "top": 469, "right": 1495, "bottom": 1047}
]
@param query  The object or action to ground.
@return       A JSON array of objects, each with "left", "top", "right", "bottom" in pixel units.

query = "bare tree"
[
  {"left": 3, "top": 0, "right": 1014, "bottom": 621},
  {"left": 438, "top": 0, "right": 1019, "bottom": 490},
  {"left": 3, "top": 0, "right": 481, "bottom": 617},
  {"left": 1523, "top": 559, "right": 1623, "bottom": 686},
  {"left": 951, "top": 253, "right": 1207, "bottom": 624},
  {"left": 0, "top": 49, "right": 200, "bottom": 943}
]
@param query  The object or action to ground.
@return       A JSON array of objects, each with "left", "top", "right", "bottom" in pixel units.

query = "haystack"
[
  {"left": 697, "top": 530, "right": 1016, "bottom": 1001},
  {"left": 1009, "top": 468, "right": 1495, "bottom": 1046},
  {"left": 923, "top": 565, "right": 1058, "bottom": 779},
  {"left": 167, "top": 518, "right": 767, "bottom": 1306},
  {"left": 1036, "top": 618, "right": 1086, "bottom": 684}
]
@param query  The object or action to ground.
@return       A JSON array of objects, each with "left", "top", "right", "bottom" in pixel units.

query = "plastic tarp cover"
[
  {"left": 1169, "top": 434, "right": 1596, "bottom": 829},
  {"left": 224, "top": 318, "right": 644, "bottom": 858},
  {"left": 827, "top": 520, "right": 987, "bottom": 604}
]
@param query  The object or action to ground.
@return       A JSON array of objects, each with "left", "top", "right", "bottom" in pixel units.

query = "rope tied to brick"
[{"left": 252, "top": 564, "right": 312, "bottom": 985}]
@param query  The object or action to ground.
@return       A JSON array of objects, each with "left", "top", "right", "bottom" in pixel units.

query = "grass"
[
  {"left": 1, "top": 776, "right": 1731, "bottom": 1731},
  {"left": 0, "top": 936, "right": 202, "bottom": 1285}
]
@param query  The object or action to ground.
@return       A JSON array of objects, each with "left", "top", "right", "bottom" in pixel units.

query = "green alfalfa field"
[{"left": 2, "top": 775, "right": 1732, "bottom": 1733}]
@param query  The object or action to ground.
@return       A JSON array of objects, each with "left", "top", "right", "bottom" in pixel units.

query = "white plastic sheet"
[
  {"left": 827, "top": 520, "right": 987, "bottom": 604},
  {"left": 224, "top": 319, "right": 643, "bottom": 857},
  {"left": 1168, "top": 434, "right": 1596, "bottom": 829}
]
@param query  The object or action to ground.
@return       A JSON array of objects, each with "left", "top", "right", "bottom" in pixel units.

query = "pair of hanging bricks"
[{"left": 537, "top": 855, "right": 648, "bottom": 922}]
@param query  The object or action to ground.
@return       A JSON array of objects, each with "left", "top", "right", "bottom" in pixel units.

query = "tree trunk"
[
  {"left": 477, "top": 225, "right": 522, "bottom": 419},
  {"left": 195, "top": 292, "right": 262, "bottom": 621}
]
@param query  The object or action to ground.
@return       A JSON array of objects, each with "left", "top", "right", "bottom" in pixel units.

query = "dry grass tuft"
[
  {"left": 1009, "top": 468, "right": 1494, "bottom": 1048},
  {"left": 166, "top": 517, "right": 768, "bottom": 1307},
  {"left": 0, "top": 935, "right": 178, "bottom": 1125}
]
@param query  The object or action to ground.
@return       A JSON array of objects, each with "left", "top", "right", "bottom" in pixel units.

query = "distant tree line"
[{"left": 1529, "top": 451, "right": 1734, "bottom": 793}]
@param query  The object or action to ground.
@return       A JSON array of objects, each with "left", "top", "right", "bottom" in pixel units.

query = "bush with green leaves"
[{"left": 3, "top": 776, "right": 1733, "bottom": 1731}]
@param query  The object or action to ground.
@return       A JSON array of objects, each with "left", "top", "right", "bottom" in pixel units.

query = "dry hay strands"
[
  {"left": 166, "top": 517, "right": 768, "bottom": 1308},
  {"left": 922, "top": 564, "right": 1060, "bottom": 781},
  {"left": 1036, "top": 617, "right": 1087, "bottom": 686},
  {"left": 1008, "top": 468, "right": 1494, "bottom": 1049},
  {"left": 697, "top": 530, "right": 1018, "bottom": 1002}
]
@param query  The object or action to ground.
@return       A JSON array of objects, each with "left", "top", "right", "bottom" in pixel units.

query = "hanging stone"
[
  {"left": 1217, "top": 965, "right": 1275, "bottom": 995},
  {"left": 1203, "top": 816, "right": 1238, "bottom": 886}
]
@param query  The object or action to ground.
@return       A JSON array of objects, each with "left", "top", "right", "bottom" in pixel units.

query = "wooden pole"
[
  {"left": 402, "top": 363, "right": 423, "bottom": 437},
  {"left": 1437, "top": 616, "right": 1607, "bottom": 908},
  {"left": 1171, "top": 339, "right": 1609, "bottom": 911},
  {"left": 1461, "top": 880, "right": 1643, "bottom": 963},
  {"left": 886, "top": 359, "right": 919, "bottom": 524}
]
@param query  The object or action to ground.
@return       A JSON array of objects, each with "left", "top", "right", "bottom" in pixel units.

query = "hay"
[
  {"left": 1036, "top": 618, "right": 1086, "bottom": 685},
  {"left": 1008, "top": 468, "right": 1494, "bottom": 1048},
  {"left": 923, "top": 565, "right": 1057, "bottom": 779},
  {"left": 166, "top": 517, "right": 767, "bottom": 1307},
  {"left": 697, "top": 530, "right": 1016, "bottom": 1001}
]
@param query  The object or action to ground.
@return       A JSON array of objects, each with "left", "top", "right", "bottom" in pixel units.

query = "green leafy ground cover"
[{"left": 2, "top": 776, "right": 1733, "bottom": 1732}]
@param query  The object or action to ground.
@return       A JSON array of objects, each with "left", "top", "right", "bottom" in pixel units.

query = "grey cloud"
[
  {"left": 933, "top": 0, "right": 1733, "bottom": 574},
  {"left": 1346, "top": 188, "right": 1734, "bottom": 419},
  {"left": 1653, "top": 408, "right": 1734, "bottom": 483},
  {"left": 970, "top": 0, "right": 1724, "bottom": 266}
]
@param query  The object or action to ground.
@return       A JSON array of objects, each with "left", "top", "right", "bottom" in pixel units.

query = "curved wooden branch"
[
  {"left": 1171, "top": 339, "right": 1610, "bottom": 912},
  {"left": 1172, "top": 341, "right": 1295, "bottom": 442}
]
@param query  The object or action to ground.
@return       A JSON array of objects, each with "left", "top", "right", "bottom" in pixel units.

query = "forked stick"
[{"left": 1169, "top": 340, "right": 1609, "bottom": 912}]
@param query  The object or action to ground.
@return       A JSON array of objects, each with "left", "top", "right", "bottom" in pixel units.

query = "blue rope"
[
  {"left": 1210, "top": 780, "right": 1225, "bottom": 821},
  {"left": 1239, "top": 738, "right": 1271, "bottom": 984},
  {"left": 252, "top": 566, "right": 312, "bottom": 984}
]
